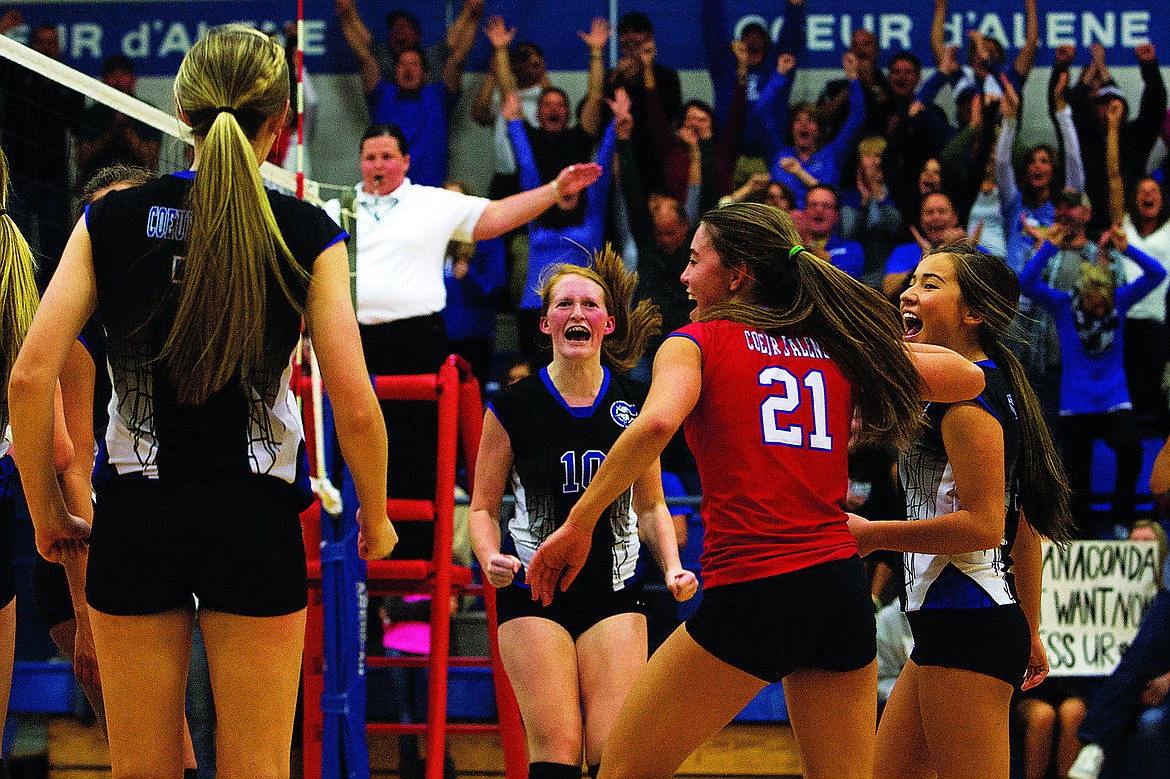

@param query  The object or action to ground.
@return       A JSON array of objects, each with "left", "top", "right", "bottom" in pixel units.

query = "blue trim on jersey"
[
  {"left": 666, "top": 331, "right": 702, "bottom": 354},
  {"left": 293, "top": 441, "right": 313, "bottom": 502},
  {"left": 172, "top": 170, "right": 196, "bottom": 180},
  {"left": 921, "top": 563, "right": 997, "bottom": 609},
  {"left": 540, "top": 366, "right": 612, "bottom": 418},
  {"left": 0, "top": 455, "right": 15, "bottom": 499},
  {"left": 484, "top": 402, "right": 501, "bottom": 425},
  {"left": 972, "top": 359, "right": 1002, "bottom": 422},
  {"left": 323, "top": 232, "right": 349, "bottom": 250}
]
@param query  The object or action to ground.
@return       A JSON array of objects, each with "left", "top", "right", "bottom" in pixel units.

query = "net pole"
[{"left": 296, "top": 0, "right": 305, "bottom": 201}]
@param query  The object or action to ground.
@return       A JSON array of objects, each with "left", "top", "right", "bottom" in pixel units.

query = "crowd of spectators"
[
  {"left": 323, "top": 0, "right": 1170, "bottom": 480},
  {"left": 382, "top": 0, "right": 1169, "bottom": 547},
  {"left": 3, "top": 1, "right": 1170, "bottom": 774},
  {"left": 324, "top": 6, "right": 1170, "bottom": 773}
]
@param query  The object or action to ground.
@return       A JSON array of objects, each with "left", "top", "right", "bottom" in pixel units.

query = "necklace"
[{"left": 359, "top": 196, "right": 397, "bottom": 222}]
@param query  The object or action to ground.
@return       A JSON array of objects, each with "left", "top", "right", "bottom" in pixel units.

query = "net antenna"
[
  {"left": 295, "top": 0, "right": 306, "bottom": 200},
  {"left": 0, "top": 32, "right": 321, "bottom": 204}
]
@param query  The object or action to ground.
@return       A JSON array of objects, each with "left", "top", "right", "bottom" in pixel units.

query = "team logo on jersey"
[{"left": 610, "top": 401, "right": 638, "bottom": 428}]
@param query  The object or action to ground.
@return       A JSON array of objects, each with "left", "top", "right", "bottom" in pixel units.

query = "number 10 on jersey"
[{"left": 561, "top": 450, "right": 606, "bottom": 493}]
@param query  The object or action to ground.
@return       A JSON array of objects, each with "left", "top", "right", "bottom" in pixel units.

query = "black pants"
[
  {"left": 351, "top": 315, "right": 447, "bottom": 560},
  {"left": 1123, "top": 318, "right": 1169, "bottom": 433},
  {"left": 1058, "top": 409, "right": 1143, "bottom": 539}
]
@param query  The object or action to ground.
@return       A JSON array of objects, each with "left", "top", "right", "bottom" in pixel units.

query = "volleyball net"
[
  {"left": 0, "top": 30, "right": 349, "bottom": 267},
  {"left": 0, "top": 28, "right": 351, "bottom": 511}
]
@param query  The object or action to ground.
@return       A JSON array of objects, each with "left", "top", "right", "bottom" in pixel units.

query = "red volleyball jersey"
[{"left": 672, "top": 320, "right": 858, "bottom": 587}]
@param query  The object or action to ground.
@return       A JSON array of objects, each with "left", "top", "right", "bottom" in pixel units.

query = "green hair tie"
[{"left": 788, "top": 245, "right": 804, "bottom": 260}]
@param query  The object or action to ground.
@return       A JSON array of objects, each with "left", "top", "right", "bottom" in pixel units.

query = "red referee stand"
[{"left": 298, "top": 355, "right": 527, "bottom": 779}]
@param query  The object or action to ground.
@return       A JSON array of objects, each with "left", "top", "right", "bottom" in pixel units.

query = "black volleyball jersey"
[
  {"left": 85, "top": 171, "right": 345, "bottom": 487},
  {"left": 901, "top": 361, "right": 1023, "bottom": 611},
  {"left": 489, "top": 367, "right": 648, "bottom": 593}
]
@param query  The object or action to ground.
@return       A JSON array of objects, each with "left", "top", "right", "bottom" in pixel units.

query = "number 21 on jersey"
[{"left": 758, "top": 367, "right": 833, "bottom": 451}]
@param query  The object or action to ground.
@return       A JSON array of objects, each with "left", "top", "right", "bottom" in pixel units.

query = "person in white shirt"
[{"left": 325, "top": 123, "right": 600, "bottom": 560}]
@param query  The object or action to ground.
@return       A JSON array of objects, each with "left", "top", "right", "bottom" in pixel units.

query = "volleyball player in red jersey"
[{"left": 528, "top": 202, "right": 986, "bottom": 779}]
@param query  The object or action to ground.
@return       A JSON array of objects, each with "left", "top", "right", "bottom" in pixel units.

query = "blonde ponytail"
[
  {"left": 167, "top": 24, "right": 307, "bottom": 404},
  {"left": 0, "top": 145, "right": 40, "bottom": 418}
]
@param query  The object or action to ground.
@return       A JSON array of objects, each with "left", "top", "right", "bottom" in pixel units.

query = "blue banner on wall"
[{"left": 2, "top": 1, "right": 1165, "bottom": 76}]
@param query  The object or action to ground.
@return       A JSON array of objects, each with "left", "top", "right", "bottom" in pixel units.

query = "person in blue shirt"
[
  {"left": 931, "top": 0, "right": 1039, "bottom": 109},
  {"left": 756, "top": 49, "right": 866, "bottom": 208},
  {"left": 700, "top": 0, "right": 804, "bottom": 158},
  {"left": 840, "top": 136, "right": 904, "bottom": 290},
  {"left": 996, "top": 72, "right": 1083, "bottom": 275},
  {"left": 337, "top": 0, "right": 475, "bottom": 187},
  {"left": 802, "top": 184, "right": 863, "bottom": 280},
  {"left": 1020, "top": 223, "right": 1167, "bottom": 539}
]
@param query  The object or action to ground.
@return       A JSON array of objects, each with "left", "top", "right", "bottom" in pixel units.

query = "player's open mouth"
[
  {"left": 902, "top": 312, "right": 923, "bottom": 338},
  {"left": 565, "top": 325, "right": 590, "bottom": 341}
]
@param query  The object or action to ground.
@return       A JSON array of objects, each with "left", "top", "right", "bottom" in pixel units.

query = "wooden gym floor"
[{"left": 33, "top": 717, "right": 803, "bottom": 778}]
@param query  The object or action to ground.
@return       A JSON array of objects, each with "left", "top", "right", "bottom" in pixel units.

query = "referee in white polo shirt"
[{"left": 327, "top": 123, "right": 601, "bottom": 559}]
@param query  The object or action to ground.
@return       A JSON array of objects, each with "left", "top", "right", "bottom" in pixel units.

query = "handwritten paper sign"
[{"left": 1040, "top": 540, "right": 1160, "bottom": 677}]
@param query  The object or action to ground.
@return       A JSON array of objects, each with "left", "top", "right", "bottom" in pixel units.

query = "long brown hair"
[
  {"left": 926, "top": 242, "right": 1074, "bottom": 542},
  {"left": 539, "top": 243, "right": 660, "bottom": 373},
  {"left": 167, "top": 24, "right": 307, "bottom": 404},
  {"left": 697, "top": 202, "right": 923, "bottom": 449}
]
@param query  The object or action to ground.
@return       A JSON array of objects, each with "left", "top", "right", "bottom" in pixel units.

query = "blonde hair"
[
  {"left": 538, "top": 244, "right": 660, "bottom": 373},
  {"left": 857, "top": 135, "right": 887, "bottom": 158},
  {"left": 1077, "top": 262, "right": 1116, "bottom": 297},
  {"left": 697, "top": 203, "right": 923, "bottom": 449},
  {"left": 167, "top": 24, "right": 306, "bottom": 404},
  {"left": 0, "top": 145, "right": 40, "bottom": 421}
]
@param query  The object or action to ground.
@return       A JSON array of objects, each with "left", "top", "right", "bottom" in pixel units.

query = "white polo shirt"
[
  {"left": 326, "top": 179, "right": 490, "bottom": 324},
  {"left": 1121, "top": 215, "right": 1170, "bottom": 323}
]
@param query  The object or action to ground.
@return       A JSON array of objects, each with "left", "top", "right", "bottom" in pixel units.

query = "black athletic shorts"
[
  {"left": 0, "top": 493, "right": 13, "bottom": 609},
  {"left": 908, "top": 603, "right": 1031, "bottom": 687},
  {"left": 686, "top": 555, "right": 876, "bottom": 683},
  {"left": 86, "top": 475, "right": 308, "bottom": 617},
  {"left": 496, "top": 580, "right": 645, "bottom": 641},
  {"left": 33, "top": 555, "right": 74, "bottom": 629}
]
